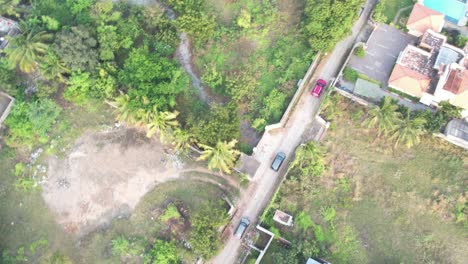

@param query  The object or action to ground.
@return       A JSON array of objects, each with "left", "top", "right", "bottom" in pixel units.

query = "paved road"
[{"left": 211, "top": 1, "right": 377, "bottom": 263}]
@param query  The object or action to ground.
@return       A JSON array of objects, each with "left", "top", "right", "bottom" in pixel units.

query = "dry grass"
[{"left": 320, "top": 96, "right": 468, "bottom": 263}]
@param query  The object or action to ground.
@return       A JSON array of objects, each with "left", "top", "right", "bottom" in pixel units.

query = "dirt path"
[
  {"left": 126, "top": 0, "right": 213, "bottom": 104},
  {"left": 175, "top": 33, "right": 213, "bottom": 104},
  {"left": 42, "top": 128, "right": 185, "bottom": 237}
]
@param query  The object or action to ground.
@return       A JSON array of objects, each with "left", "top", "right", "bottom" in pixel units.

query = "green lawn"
[
  {"left": 260, "top": 94, "right": 468, "bottom": 263},
  {"left": 382, "top": 0, "right": 414, "bottom": 24}
]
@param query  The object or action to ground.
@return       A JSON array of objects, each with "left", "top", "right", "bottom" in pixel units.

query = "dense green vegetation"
[
  {"left": 188, "top": 0, "right": 363, "bottom": 141},
  {"left": 260, "top": 94, "right": 467, "bottom": 263},
  {"left": 0, "top": 0, "right": 377, "bottom": 262},
  {"left": 373, "top": 0, "right": 414, "bottom": 24}
]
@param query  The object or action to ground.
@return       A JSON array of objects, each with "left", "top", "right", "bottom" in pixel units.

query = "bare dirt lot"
[{"left": 42, "top": 128, "right": 186, "bottom": 237}]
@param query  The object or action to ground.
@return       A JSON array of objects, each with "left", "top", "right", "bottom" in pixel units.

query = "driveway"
[
  {"left": 348, "top": 23, "right": 418, "bottom": 86},
  {"left": 211, "top": 1, "right": 378, "bottom": 263}
]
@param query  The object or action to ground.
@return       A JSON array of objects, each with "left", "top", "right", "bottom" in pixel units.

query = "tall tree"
[
  {"left": 0, "top": 0, "right": 20, "bottom": 17},
  {"left": 364, "top": 97, "right": 402, "bottom": 136},
  {"left": 39, "top": 50, "right": 69, "bottom": 83},
  {"left": 145, "top": 108, "right": 180, "bottom": 140},
  {"left": 304, "top": 0, "right": 363, "bottom": 51},
  {"left": 114, "top": 93, "right": 138, "bottom": 124},
  {"left": 5, "top": 24, "right": 52, "bottom": 73},
  {"left": 391, "top": 113, "right": 427, "bottom": 148},
  {"left": 172, "top": 129, "right": 196, "bottom": 152},
  {"left": 289, "top": 142, "right": 325, "bottom": 176},
  {"left": 54, "top": 26, "right": 99, "bottom": 71},
  {"left": 197, "top": 139, "right": 240, "bottom": 174},
  {"left": 119, "top": 46, "right": 188, "bottom": 111}
]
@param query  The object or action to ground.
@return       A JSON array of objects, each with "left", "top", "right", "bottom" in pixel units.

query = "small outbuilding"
[
  {"left": 273, "top": 210, "right": 293, "bottom": 226},
  {"left": 444, "top": 119, "right": 468, "bottom": 150},
  {"left": 306, "top": 257, "right": 331, "bottom": 264}
]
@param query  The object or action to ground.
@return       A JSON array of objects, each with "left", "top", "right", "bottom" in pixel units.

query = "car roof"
[{"left": 277, "top": 152, "right": 286, "bottom": 158}]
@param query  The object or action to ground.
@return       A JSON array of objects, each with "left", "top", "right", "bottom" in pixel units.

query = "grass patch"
[
  {"left": 259, "top": 95, "right": 468, "bottom": 263},
  {"left": 388, "top": 87, "right": 419, "bottom": 102},
  {"left": 160, "top": 204, "right": 181, "bottom": 222},
  {"left": 343, "top": 67, "right": 381, "bottom": 86},
  {"left": 396, "top": 5, "right": 413, "bottom": 29},
  {"left": 380, "top": 0, "right": 414, "bottom": 24}
]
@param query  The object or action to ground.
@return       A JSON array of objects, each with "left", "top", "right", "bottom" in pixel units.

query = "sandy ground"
[{"left": 42, "top": 128, "right": 184, "bottom": 237}]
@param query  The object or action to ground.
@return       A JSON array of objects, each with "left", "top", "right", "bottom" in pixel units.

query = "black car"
[{"left": 271, "top": 152, "right": 286, "bottom": 171}]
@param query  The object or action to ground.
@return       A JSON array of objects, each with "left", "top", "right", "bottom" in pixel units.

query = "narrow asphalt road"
[{"left": 211, "top": 1, "right": 377, "bottom": 263}]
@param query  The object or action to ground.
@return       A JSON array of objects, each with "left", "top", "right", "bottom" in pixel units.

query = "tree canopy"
[
  {"left": 304, "top": 0, "right": 363, "bottom": 51},
  {"left": 119, "top": 46, "right": 189, "bottom": 111}
]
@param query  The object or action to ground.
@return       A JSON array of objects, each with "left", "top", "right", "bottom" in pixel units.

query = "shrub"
[
  {"left": 189, "top": 104, "right": 240, "bottom": 146},
  {"left": 260, "top": 89, "right": 286, "bottom": 123},
  {"left": 269, "top": 226, "right": 281, "bottom": 238},
  {"left": 239, "top": 142, "right": 254, "bottom": 155},
  {"left": 296, "top": 211, "right": 314, "bottom": 232},
  {"left": 343, "top": 67, "right": 359, "bottom": 82},
  {"left": 4, "top": 99, "right": 61, "bottom": 149},
  {"left": 373, "top": 0, "right": 388, "bottom": 23},
  {"left": 160, "top": 204, "right": 181, "bottom": 222},
  {"left": 252, "top": 118, "right": 267, "bottom": 132},
  {"left": 111, "top": 236, "right": 145, "bottom": 257},
  {"left": 354, "top": 46, "right": 365, "bottom": 58},
  {"left": 145, "top": 240, "right": 178, "bottom": 264},
  {"left": 189, "top": 202, "right": 229, "bottom": 259}
]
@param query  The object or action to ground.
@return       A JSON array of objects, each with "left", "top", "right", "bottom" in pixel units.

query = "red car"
[{"left": 311, "top": 79, "right": 327, "bottom": 97}]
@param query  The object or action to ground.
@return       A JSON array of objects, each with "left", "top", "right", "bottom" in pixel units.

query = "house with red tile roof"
[
  {"left": 407, "top": 3, "right": 445, "bottom": 37},
  {"left": 433, "top": 63, "right": 468, "bottom": 116},
  {"left": 389, "top": 64, "right": 431, "bottom": 98},
  {"left": 388, "top": 45, "right": 432, "bottom": 97}
]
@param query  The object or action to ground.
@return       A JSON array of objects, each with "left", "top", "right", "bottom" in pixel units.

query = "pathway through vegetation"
[{"left": 130, "top": 0, "right": 214, "bottom": 104}]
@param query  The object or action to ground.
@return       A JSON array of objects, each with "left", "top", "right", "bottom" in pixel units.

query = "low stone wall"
[
  {"left": 0, "top": 92, "right": 15, "bottom": 126},
  {"left": 334, "top": 87, "right": 372, "bottom": 107},
  {"left": 265, "top": 53, "right": 322, "bottom": 134}
]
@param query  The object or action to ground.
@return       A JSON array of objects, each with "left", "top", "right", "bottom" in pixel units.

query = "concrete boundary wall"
[
  {"left": 330, "top": 41, "right": 366, "bottom": 88},
  {"left": 334, "top": 87, "right": 372, "bottom": 107},
  {"left": 265, "top": 53, "right": 322, "bottom": 132},
  {"left": 252, "top": 225, "right": 275, "bottom": 264},
  {"left": 0, "top": 92, "right": 15, "bottom": 126}
]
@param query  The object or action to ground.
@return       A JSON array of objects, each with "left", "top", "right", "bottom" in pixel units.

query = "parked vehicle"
[
  {"left": 234, "top": 217, "right": 250, "bottom": 239},
  {"left": 271, "top": 152, "right": 286, "bottom": 172},
  {"left": 311, "top": 79, "right": 327, "bottom": 97}
]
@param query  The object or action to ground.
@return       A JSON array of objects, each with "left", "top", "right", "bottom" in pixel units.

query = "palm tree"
[
  {"left": 390, "top": 113, "right": 427, "bottom": 148},
  {"left": 172, "top": 129, "right": 196, "bottom": 152},
  {"left": 0, "top": 0, "right": 20, "bottom": 17},
  {"left": 197, "top": 139, "right": 240, "bottom": 174},
  {"left": 5, "top": 23, "right": 52, "bottom": 73},
  {"left": 320, "top": 93, "right": 341, "bottom": 120},
  {"left": 146, "top": 109, "right": 180, "bottom": 140},
  {"left": 114, "top": 93, "right": 136, "bottom": 123},
  {"left": 39, "top": 51, "right": 69, "bottom": 82},
  {"left": 364, "top": 97, "right": 402, "bottom": 136},
  {"left": 289, "top": 142, "right": 325, "bottom": 176}
]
